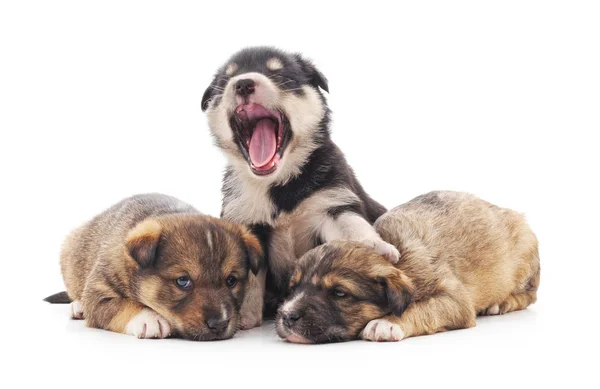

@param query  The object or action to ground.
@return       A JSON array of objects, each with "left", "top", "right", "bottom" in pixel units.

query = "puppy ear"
[
  {"left": 381, "top": 269, "right": 413, "bottom": 317},
  {"left": 201, "top": 82, "right": 216, "bottom": 112},
  {"left": 125, "top": 219, "right": 162, "bottom": 268},
  {"left": 295, "top": 54, "right": 329, "bottom": 93},
  {"left": 240, "top": 228, "right": 265, "bottom": 275}
]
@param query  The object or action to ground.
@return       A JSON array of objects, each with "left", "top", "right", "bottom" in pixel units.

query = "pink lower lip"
[{"left": 285, "top": 334, "right": 313, "bottom": 344}]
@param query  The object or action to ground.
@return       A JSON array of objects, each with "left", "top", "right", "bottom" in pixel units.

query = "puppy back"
[{"left": 375, "top": 191, "right": 539, "bottom": 302}]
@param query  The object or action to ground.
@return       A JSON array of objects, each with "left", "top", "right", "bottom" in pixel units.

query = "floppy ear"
[
  {"left": 201, "top": 82, "right": 216, "bottom": 112},
  {"left": 125, "top": 219, "right": 162, "bottom": 268},
  {"left": 240, "top": 228, "right": 265, "bottom": 275},
  {"left": 295, "top": 54, "right": 329, "bottom": 93},
  {"left": 381, "top": 269, "right": 413, "bottom": 317}
]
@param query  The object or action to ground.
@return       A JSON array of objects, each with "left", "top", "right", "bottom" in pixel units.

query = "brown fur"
[
  {"left": 276, "top": 191, "right": 539, "bottom": 343},
  {"left": 57, "top": 194, "right": 264, "bottom": 340}
]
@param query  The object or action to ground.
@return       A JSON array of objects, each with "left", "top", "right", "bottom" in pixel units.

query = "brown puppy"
[
  {"left": 45, "top": 194, "right": 263, "bottom": 340},
  {"left": 276, "top": 191, "right": 540, "bottom": 343}
]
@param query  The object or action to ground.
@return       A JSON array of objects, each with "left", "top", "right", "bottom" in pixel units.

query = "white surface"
[{"left": 1, "top": 1, "right": 598, "bottom": 388}]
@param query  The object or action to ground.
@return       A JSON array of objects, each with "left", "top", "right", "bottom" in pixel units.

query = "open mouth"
[{"left": 230, "top": 104, "right": 291, "bottom": 176}]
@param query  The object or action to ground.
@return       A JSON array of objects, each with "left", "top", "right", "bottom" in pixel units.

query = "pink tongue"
[{"left": 249, "top": 119, "right": 277, "bottom": 168}]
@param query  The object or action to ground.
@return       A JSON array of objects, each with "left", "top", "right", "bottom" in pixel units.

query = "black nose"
[
  {"left": 235, "top": 79, "right": 256, "bottom": 97},
  {"left": 206, "top": 317, "right": 230, "bottom": 333},
  {"left": 282, "top": 311, "right": 301, "bottom": 328}
]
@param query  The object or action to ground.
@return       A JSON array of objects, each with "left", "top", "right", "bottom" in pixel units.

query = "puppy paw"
[
  {"left": 239, "top": 310, "right": 262, "bottom": 330},
  {"left": 361, "top": 239, "right": 400, "bottom": 264},
  {"left": 70, "top": 301, "right": 84, "bottom": 320},
  {"left": 360, "top": 318, "right": 405, "bottom": 342},
  {"left": 484, "top": 304, "right": 500, "bottom": 315},
  {"left": 125, "top": 309, "right": 171, "bottom": 339}
]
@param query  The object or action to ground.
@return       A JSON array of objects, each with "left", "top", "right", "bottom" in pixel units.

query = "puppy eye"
[
  {"left": 225, "top": 275, "right": 238, "bottom": 288},
  {"left": 175, "top": 276, "right": 193, "bottom": 290},
  {"left": 333, "top": 289, "right": 347, "bottom": 298}
]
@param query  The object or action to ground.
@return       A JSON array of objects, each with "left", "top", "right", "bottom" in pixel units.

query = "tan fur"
[
  {"left": 369, "top": 191, "right": 540, "bottom": 340},
  {"left": 126, "top": 219, "right": 162, "bottom": 256},
  {"left": 59, "top": 194, "right": 264, "bottom": 340},
  {"left": 322, "top": 274, "right": 366, "bottom": 297},
  {"left": 210, "top": 221, "right": 266, "bottom": 329},
  {"left": 225, "top": 63, "right": 237, "bottom": 76},
  {"left": 278, "top": 191, "right": 540, "bottom": 343},
  {"left": 267, "top": 57, "right": 284, "bottom": 70},
  {"left": 107, "top": 300, "right": 145, "bottom": 333}
]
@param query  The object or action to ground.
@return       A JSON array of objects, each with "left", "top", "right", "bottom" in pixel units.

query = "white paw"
[
  {"left": 125, "top": 309, "right": 171, "bottom": 339},
  {"left": 360, "top": 318, "right": 405, "bottom": 342},
  {"left": 486, "top": 304, "right": 500, "bottom": 315},
  {"left": 70, "top": 301, "right": 84, "bottom": 320},
  {"left": 361, "top": 239, "right": 400, "bottom": 264}
]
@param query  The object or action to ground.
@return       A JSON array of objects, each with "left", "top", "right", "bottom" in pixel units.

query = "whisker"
[
  {"left": 275, "top": 80, "right": 295, "bottom": 87},
  {"left": 268, "top": 73, "right": 290, "bottom": 81}
]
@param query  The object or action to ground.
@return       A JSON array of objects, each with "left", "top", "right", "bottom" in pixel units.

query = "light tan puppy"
[
  {"left": 276, "top": 191, "right": 540, "bottom": 343},
  {"left": 44, "top": 194, "right": 263, "bottom": 340}
]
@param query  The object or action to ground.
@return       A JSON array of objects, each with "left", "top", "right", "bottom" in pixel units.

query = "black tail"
[{"left": 43, "top": 291, "right": 71, "bottom": 304}]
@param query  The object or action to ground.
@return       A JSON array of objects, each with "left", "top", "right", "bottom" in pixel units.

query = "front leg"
[
  {"left": 82, "top": 286, "right": 171, "bottom": 339},
  {"left": 361, "top": 293, "right": 476, "bottom": 342},
  {"left": 320, "top": 212, "right": 400, "bottom": 263},
  {"left": 239, "top": 269, "right": 266, "bottom": 330}
]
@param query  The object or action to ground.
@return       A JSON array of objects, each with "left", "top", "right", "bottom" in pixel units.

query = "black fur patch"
[
  {"left": 43, "top": 291, "right": 71, "bottom": 304},
  {"left": 250, "top": 224, "right": 272, "bottom": 255},
  {"left": 327, "top": 203, "right": 363, "bottom": 219},
  {"left": 269, "top": 139, "right": 386, "bottom": 223}
]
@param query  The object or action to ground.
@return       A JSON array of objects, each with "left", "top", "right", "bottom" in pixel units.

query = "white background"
[{"left": 1, "top": 1, "right": 598, "bottom": 388}]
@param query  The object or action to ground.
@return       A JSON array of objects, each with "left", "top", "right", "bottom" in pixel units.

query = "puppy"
[
  {"left": 44, "top": 194, "right": 263, "bottom": 340},
  {"left": 202, "top": 47, "right": 399, "bottom": 324},
  {"left": 276, "top": 191, "right": 540, "bottom": 343}
]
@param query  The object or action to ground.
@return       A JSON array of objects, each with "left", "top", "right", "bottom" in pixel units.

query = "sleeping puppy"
[
  {"left": 276, "top": 191, "right": 540, "bottom": 343},
  {"left": 201, "top": 46, "right": 399, "bottom": 326},
  {"left": 44, "top": 194, "right": 263, "bottom": 340}
]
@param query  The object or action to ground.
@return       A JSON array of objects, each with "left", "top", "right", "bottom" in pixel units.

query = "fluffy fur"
[
  {"left": 45, "top": 194, "right": 264, "bottom": 340},
  {"left": 202, "top": 47, "right": 398, "bottom": 319},
  {"left": 276, "top": 191, "right": 540, "bottom": 343}
]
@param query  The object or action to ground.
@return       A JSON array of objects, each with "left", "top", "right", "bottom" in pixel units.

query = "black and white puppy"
[{"left": 201, "top": 47, "right": 399, "bottom": 327}]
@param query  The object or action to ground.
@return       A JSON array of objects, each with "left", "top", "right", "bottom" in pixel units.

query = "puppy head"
[
  {"left": 202, "top": 46, "right": 330, "bottom": 183},
  {"left": 276, "top": 241, "right": 412, "bottom": 344},
  {"left": 125, "top": 215, "right": 264, "bottom": 341}
]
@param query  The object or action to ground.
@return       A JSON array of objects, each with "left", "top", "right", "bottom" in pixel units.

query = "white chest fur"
[{"left": 221, "top": 171, "right": 276, "bottom": 225}]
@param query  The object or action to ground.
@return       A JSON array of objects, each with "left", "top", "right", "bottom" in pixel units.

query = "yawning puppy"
[
  {"left": 276, "top": 191, "right": 540, "bottom": 343},
  {"left": 44, "top": 194, "right": 263, "bottom": 340},
  {"left": 202, "top": 47, "right": 399, "bottom": 322}
]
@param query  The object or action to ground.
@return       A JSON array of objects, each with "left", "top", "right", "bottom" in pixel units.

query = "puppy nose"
[
  {"left": 282, "top": 311, "right": 301, "bottom": 328},
  {"left": 235, "top": 79, "right": 256, "bottom": 97},
  {"left": 206, "top": 317, "right": 230, "bottom": 333}
]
